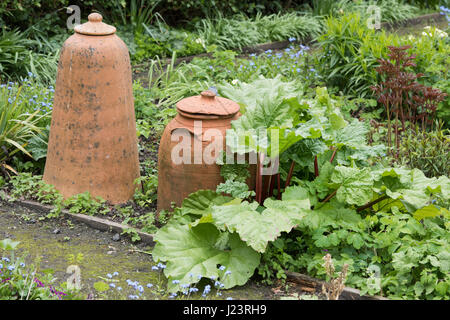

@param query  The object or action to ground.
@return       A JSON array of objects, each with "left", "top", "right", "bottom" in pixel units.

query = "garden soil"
[{"left": 0, "top": 204, "right": 306, "bottom": 300}]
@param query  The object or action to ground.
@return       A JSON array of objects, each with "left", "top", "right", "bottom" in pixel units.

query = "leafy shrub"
[
  {"left": 109, "top": 0, "right": 160, "bottom": 34},
  {"left": 316, "top": 12, "right": 401, "bottom": 98},
  {"left": 155, "top": 0, "right": 297, "bottom": 22},
  {"left": 371, "top": 45, "right": 447, "bottom": 156},
  {"left": 407, "top": 27, "right": 450, "bottom": 127},
  {"left": 133, "top": 174, "right": 158, "bottom": 208},
  {"left": 0, "top": 26, "right": 60, "bottom": 84},
  {"left": 0, "top": 82, "right": 49, "bottom": 172},
  {"left": 317, "top": 13, "right": 450, "bottom": 104},
  {"left": 395, "top": 124, "right": 450, "bottom": 177},
  {"left": 0, "top": 28, "right": 34, "bottom": 80},
  {"left": 253, "top": 12, "right": 322, "bottom": 41},
  {"left": 310, "top": 0, "right": 418, "bottom": 23},
  {"left": 196, "top": 12, "right": 321, "bottom": 51},
  {"left": 64, "top": 192, "right": 109, "bottom": 216},
  {"left": 134, "top": 33, "right": 169, "bottom": 62},
  {"left": 133, "top": 20, "right": 205, "bottom": 62},
  {"left": 0, "top": 77, "right": 53, "bottom": 172}
]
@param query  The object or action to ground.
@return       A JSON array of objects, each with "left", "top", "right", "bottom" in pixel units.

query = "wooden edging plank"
[
  {"left": 285, "top": 270, "right": 389, "bottom": 300},
  {"left": 381, "top": 12, "right": 445, "bottom": 30},
  {"left": 2, "top": 198, "right": 154, "bottom": 245}
]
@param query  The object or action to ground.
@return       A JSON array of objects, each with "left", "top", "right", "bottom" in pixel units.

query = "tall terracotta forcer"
[
  {"left": 43, "top": 13, "right": 140, "bottom": 204},
  {"left": 157, "top": 90, "right": 254, "bottom": 212}
]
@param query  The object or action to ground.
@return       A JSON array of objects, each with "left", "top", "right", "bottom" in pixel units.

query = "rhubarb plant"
[{"left": 152, "top": 80, "right": 449, "bottom": 299}]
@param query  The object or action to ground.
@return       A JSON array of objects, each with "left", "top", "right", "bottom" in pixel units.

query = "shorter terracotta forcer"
[
  {"left": 43, "top": 13, "right": 140, "bottom": 204},
  {"left": 157, "top": 90, "right": 255, "bottom": 212}
]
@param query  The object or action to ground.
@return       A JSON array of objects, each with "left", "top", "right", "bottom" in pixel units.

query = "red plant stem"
[
  {"left": 330, "top": 148, "right": 337, "bottom": 163},
  {"left": 268, "top": 174, "right": 275, "bottom": 197},
  {"left": 256, "top": 153, "right": 261, "bottom": 203},
  {"left": 395, "top": 112, "right": 399, "bottom": 159},
  {"left": 256, "top": 153, "right": 265, "bottom": 204},
  {"left": 314, "top": 156, "right": 319, "bottom": 177},
  {"left": 285, "top": 161, "right": 296, "bottom": 188},
  {"left": 277, "top": 173, "right": 281, "bottom": 200},
  {"left": 321, "top": 189, "right": 337, "bottom": 204},
  {"left": 357, "top": 195, "right": 389, "bottom": 212}
]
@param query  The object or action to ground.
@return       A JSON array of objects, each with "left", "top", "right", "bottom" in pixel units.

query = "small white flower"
[
  {"left": 195, "top": 38, "right": 205, "bottom": 46},
  {"left": 231, "top": 79, "right": 239, "bottom": 85}
]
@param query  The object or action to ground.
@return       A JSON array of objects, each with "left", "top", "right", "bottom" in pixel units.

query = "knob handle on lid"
[
  {"left": 88, "top": 12, "right": 103, "bottom": 23},
  {"left": 200, "top": 90, "right": 216, "bottom": 99},
  {"left": 74, "top": 12, "right": 116, "bottom": 36}
]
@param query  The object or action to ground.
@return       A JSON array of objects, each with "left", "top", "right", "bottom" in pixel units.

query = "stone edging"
[
  {"left": 381, "top": 12, "right": 445, "bottom": 30},
  {"left": 2, "top": 197, "right": 154, "bottom": 245},
  {"left": 285, "top": 270, "right": 389, "bottom": 300}
]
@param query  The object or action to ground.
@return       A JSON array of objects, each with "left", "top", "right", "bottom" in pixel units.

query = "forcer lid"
[
  {"left": 74, "top": 13, "right": 116, "bottom": 36},
  {"left": 176, "top": 90, "right": 240, "bottom": 118}
]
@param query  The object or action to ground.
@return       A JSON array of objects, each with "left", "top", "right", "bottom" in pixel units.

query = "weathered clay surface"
[
  {"left": 43, "top": 14, "right": 140, "bottom": 204},
  {"left": 157, "top": 91, "right": 254, "bottom": 212}
]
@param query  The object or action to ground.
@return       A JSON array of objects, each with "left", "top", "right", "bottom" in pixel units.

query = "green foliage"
[
  {"left": 110, "top": 0, "right": 160, "bottom": 34},
  {"left": 133, "top": 81, "right": 177, "bottom": 136},
  {"left": 0, "top": 85, "right": 46, "bottom": 166},
  {"left": 216, "top": 180, "right": 255, "bottom": 199},
  {"left": 0, "top": 28, "right": 34, "bottom": 79},
  {"left": 133, "top": 174, "right": 158, "bottom": 208},
  {"left": 196, "top": 13, "right": 321, "bottom": 51},
  {"left": 0, "top": 239, "right": 20, "bottom": 251},
  {"left": 121, "top": 228, "right": 142, "bottom": 243},
  {"left": 0, "top": 25, "right": 60, "bottom": 84},
  {"left": 395, "top": 125, "right": 450, "bottom": 178},
  {"left": 0, "top": 238, "right": 74, "bottom": 300},
  {"left": 64, "top": 192, "right": 109, "bottom": 216},
  {"left": 316, "top": 12, "right": 402, "bottom": 98},
  {"left": 27, "top": 125, "right": 49, "bottom": 161},
  {"left": 134, "top": 33, "right": 171, "bottom": 62},
  {"left": 0, "top": 78, "right": 53, "bottom": 174},
  {"left": 257, "top": 165, "right": 449, "bottom": 300},
  {"left": 133, "top": 17, "right": 206, "bottom": 62},
  {"left": 215, "top": 154, "right": 254, "bottom": 199},
  {"left": 329, "top": 166, "right": 374, "bottom": 206},
  {"left": 8, "top": 173, "right": 60, "bottom": 203},
  {"left": 317, "top": 14, "right": 450, "bottom": 121},
  {"left": 154, "top": 0, "right": 291, "bottom": 21},
  {"left": 153, "top": 222, "right": 261, "bottom": 293},
  {"left": 211, "top": 193, "right": 310, "bottom": 253},
  {"left": 309, "top": 0, "right": 418, "bottom": 23}
]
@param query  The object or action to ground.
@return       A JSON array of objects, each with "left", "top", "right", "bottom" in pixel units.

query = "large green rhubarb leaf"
[
  {"left": 372, "top": 168, "right": 450, "bottom": 212},
  {"left": 330, "top": 166, "right": 374, "bottom": 206},
  {"left": 152, "top": 223, "right": 260, "bottom": 292},
  {"left": 211, "top": 188, "right": 310, "bottom": 253},
  {"left": 220, "top": 77, "right": 300, "bottom": 132},
  {"left": 300, "top": 200, "right": 362, "bottom": 230},
  {"left": 180, "top": 190, "right": 233, "bottom": 217}
]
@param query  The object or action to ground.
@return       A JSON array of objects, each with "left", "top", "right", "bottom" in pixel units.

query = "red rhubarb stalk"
[
  {"left": 256, "top": 153, "right": 261, "bottom": 203},
  {"left": 314, "top": 156, "right": 319, "bottom": 177},
  {"left": 330, "top": 148, "right": 337, "bottom": 163},
  {"left": 285, "top": 161, "right": 295, "bottom": 188},
  {"left": 277, "top": 173, "right": 281, "bottom": 200}
]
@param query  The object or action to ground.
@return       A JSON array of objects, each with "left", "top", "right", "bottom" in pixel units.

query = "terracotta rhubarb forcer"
[
  {"left": 43, "top": 13, "right": 140, "bottom": 204},
  {"left": 157, "top": 90, "right": 254, "bottom": 212}
]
